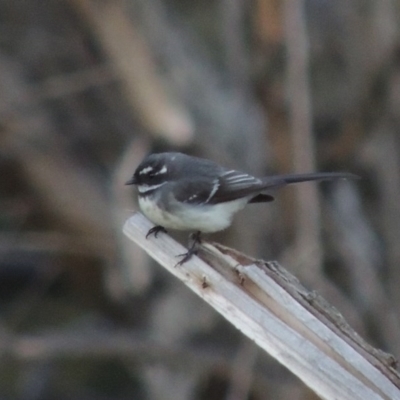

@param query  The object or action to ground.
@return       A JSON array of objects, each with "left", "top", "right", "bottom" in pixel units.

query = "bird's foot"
[
  {"left": 175, "top": 248, "right": 198, "bottom": 266},
  {"left": 175, "top": 231, "right": 202, "bottom": 266},
  {"left": 146, "top": 225, "right": 167, "bottom": 239}
]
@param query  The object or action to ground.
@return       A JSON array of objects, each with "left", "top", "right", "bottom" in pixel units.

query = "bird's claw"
[{"left": 146, "top": 225, "right": 167, "bottom": 239}]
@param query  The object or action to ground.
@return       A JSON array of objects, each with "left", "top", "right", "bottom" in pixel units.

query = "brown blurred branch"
[
  {"left": 0, "top": 55, "right": 114, "bottom": 256},
  {"left": 0, "top": 231, "right": 113, "bottom": 258},
  {"left": 283, "top": 0, "right": 322, "bottom": 282},
  {"left": 0, "top": 330, "right": 226, "bottom": 366},
  {"left": 30, "top": 64, "right": 116, "bottom": 100},
  {"left": 220, "top": 0, "right": 249, "bottom": 87},
  {"left": 70, "top": 0, "right": 194, "bottom": 146}
]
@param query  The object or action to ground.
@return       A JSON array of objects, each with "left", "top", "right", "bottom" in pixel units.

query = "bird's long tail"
[{"left": 262, "top": 172, "right": 359, "bottom": 189}]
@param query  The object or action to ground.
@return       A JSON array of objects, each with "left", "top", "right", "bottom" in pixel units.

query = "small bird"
[{"left": 126, "top": 152, "right": 357, "bottom": 265}]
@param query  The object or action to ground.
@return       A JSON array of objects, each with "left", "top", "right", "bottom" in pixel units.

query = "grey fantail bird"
[{"left": 126, "top": 152, "right": 358, "bottom": 264}]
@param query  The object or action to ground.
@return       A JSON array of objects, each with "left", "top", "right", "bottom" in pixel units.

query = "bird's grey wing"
[{"left": 173, "top": 170, "right": 275, "bottom": 205}]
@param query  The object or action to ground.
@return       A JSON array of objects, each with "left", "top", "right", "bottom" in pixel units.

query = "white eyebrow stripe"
[
  {"left": 154, "top": 165, "right": 167, "bottom": 175},
  {"left": 139, "top": 166, "right": 153, "bottom": 175}
]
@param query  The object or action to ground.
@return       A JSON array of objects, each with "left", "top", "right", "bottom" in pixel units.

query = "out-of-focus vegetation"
[{"left": 0, "top": 0, "right": 400, "bottom": 399}]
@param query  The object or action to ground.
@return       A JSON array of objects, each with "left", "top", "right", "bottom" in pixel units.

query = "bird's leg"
[
  {"left": 175, "top": 231, "right": 202, "bottom": 266},
  {"left": 146, "top": 225, "right": 168, "bottom": 239}
]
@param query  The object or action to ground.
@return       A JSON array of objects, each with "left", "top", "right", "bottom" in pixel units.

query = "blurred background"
[{"left": 0, "top": 0, "right": 400, "bottom": 399}]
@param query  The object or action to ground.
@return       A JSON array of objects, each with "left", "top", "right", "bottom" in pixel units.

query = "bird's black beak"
[{"left": 125, "top": 176, "right": 137, "bottom": 185}]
